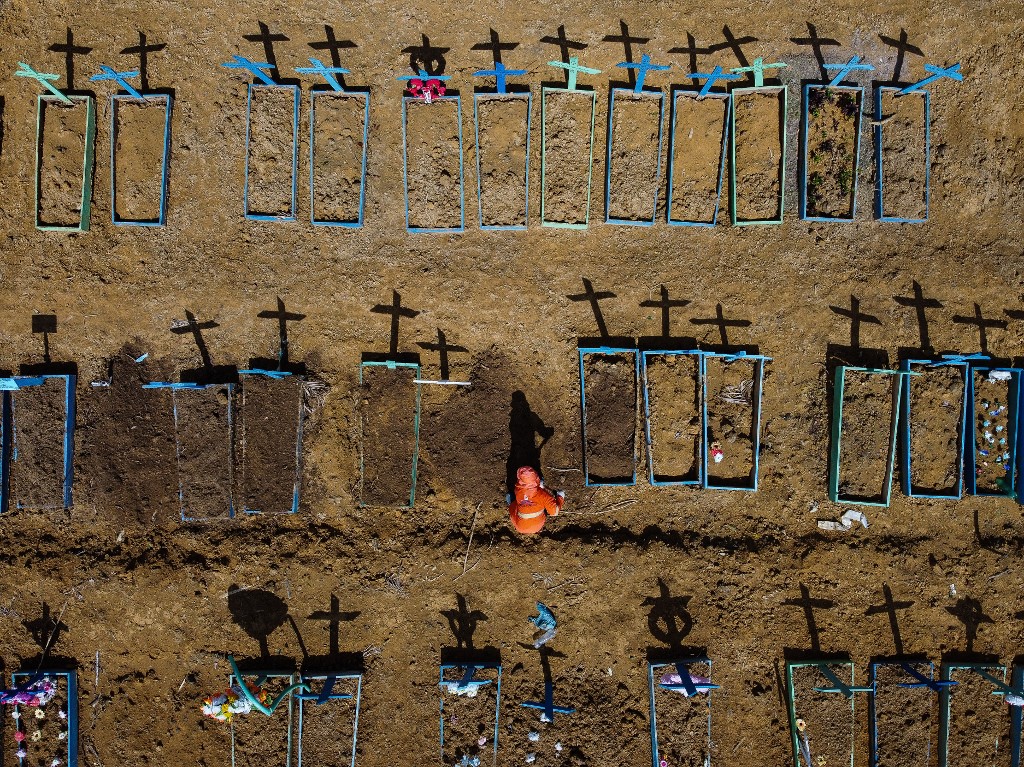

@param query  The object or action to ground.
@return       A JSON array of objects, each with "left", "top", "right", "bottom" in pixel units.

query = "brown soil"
[
  {"left": 14, "top": 672, "right": 71, "bottom": 767},
  {"left": 542, "top": 90, "right": 595, "bottom": 225},
  {"left": 790, "top": 664, "right": 854, "bottom": 767},
  {"left": 644, "top": 353, "right": 701, "bottom": 483},
  {"left": 173, "top": 385, "right": 234, "bottom": 520},
  {"left": 705, "top": 356, "right": 757, "bottom": 485},
  {"left": 582, "top": 352, "right": 637, "bottom": 483},
  {"left": 231, "top": 675, "right": 294, "bottom": 767},
  {"left": 360, "top": 365, "right": 417, "bottom": 506},
  {"left": 971, "top": 373, "right": 1013, "bottom": 493},
  {"left": 247, "top": 86, "right": 296, "bottom": 218},
  {"left": 649, "top": 660, "right": 712, "bottom": 767},
  {"left": 311, "top": 92, "right": 367, "bottom": 224},
  {"left": 440, "top": 668, "right": 499, "bottom": 764},
  {"left": 476, "top": 96, "right": 529, "bottom": 227},
  {"left": 805, "top": 88, "right": 860, "bottom": 219},
  {"left": 405, "top": 99, "right": 462, "bottom": 230},
  {"left": 837, "top": 370, "right": 894, "bottom": 500},
  {"left": 606, "top": 93, "right": 662, "bottom": 222},
  {"left": 10, "top": 377, "right": 69, "bottom": 510},
  {"left": 944, "top": 667, "right": 1012, "bottom": 767},
  {"left": 879, "top": 90, "right": 928, "bottom": 220},
  {"left": 907, "top": 364, "right": 965, "bottom": 494},
  {"left": 732, "top": 89, "right": 784, "bottom": 222},
  {"left": 113, "top": 99, "right": 168, "bottom": 222},
  {"left": 37, "top": 98, "right": 88, "bottom": 227},
  {"left": 240, "top": 375, "right": 302, "bottom": 515},
  {"left": 297, "top": 677, "right": 360, "bottom": 767},
  {"left": 871, "top": 663, "right": 934, "bottom": 767},
  {"left": 669, "top": 94, "right": 727, "bottom": 224}
]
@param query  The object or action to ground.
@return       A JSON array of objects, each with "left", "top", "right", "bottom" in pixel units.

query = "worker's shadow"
[{"left": 506, "top": 391, "right": 555, "bottom": 493}]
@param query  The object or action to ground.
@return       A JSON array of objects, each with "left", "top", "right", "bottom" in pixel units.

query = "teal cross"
[
  {"left": 295, "top": 57, "right": 350, "bottom": 91},
  {"left": 690, "top": 65, "right": 741, "bottom": 97},
  {"left": 473, "top": 61, "right": 527, "bottom": 94},
  {"left": 970, "top": 668, "right": 1024, "bottom": 699},
  {"left": 221, "top": 55, "right": 275, "bottom": 85},
  {"left": 14, "top": 62, "right": 70, "bottom": 103},
  {"left": 899, "top": 62, "right": 962, "bottom": 94},
  {"left": 824, "top": 55, "right": 874, "bottom": 86},
  {"left": 90, "top": 65, "right": 144, "bottom": 99},
  {"left": 616, "top": 53, "right": 670, "bottom": 93},
  {"left": 731, "top": 57, "right": 787, "bottom": 88},
  {"left": 547, "top": 56, "right": 601, "bottom": 91},
  {"left": 811, "top": 663, "right": 873, "bottom": 699}
]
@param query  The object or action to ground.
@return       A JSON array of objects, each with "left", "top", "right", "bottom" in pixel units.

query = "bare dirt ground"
[{"left": 0, "top": 2, "right": 1022, "bottom": 767}]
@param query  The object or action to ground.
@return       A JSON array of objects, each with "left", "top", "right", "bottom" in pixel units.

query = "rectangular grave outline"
[
  {"left": 438, "top": 663, "right": 502, "bottom": 764},
  {"left": 964, "top": 366, "right": 1020, "bottom": 498},
  {"left": 938, "top": 663, "right": 1007, "bottom": 767},
  {"left": 604, "top": 87, "right": 665, "bottom": 226},
  {"left": 473, "top": 91, "right": 532, "bottom": 231},
  {"left": 786, "top": 660, "right": 857, "bottom": 767},
  {"left": 229, "top": 670, "right": 296, "bottom": 767},
  {"left": 647, "top": 658, "right": 714, "bottom": 767},
  {"left": 702, "top": 352, "right": 770, "bottom": 492},
  {"left": 1010, "top": 665, "right": 1022, "bottom": 767},
  {"left": 110, "top": 93, "right": 173, "bottom": 226},
  {"left": 799, "top": 84, "right": 864, "bottom": 222},
  {"left": 401, "top": 95, "right": 465, "bottom": 234},
  {"left": 729, "top": 85, "right": 788, "bottom": 226},
  {"left": 875, "top": 86, "right": 930, "bottom": 223},
  {"left": 899, "top": 358, "right": 969, "bottom": 500},
  {"left": 640, "top": 349, "right": 705, "bottom": 487},
  {"left": 245, "top": 82, "right": 300, "bottom": 222},
  {"left": 296, "top": 672, "right": 363, "bottom": 767},
  {"left": 540, "top": 87, "right": 597, "bottom": 229},
  {"left": 578, "top": 346, "right": 640, "bottom": 487},
  {"left": 309, "top": 89, "right": 370, "bottom": 228},
  {"left": 5, "top": 374, "right": 76, "bottom": 511},
  {"left": 11, "top": 669, "right": 78, "bottom": 767},
  {"left": 869, "top": 661, "right": 937, "bottom": 767},
  {"left": 35, "top": 94, "right": 96, "bottom": 232},
  {"left": 667, "top": 90, "right": 730, "bottom": 227},
  {"left": 829, "top": 366, "right": 911, "bottom": 506},
  {"left": 238, "top": 369, "right": 305, "bottom": 515},
  {"left": 357, "top": 360, "right": 422, "bottom": 508}
]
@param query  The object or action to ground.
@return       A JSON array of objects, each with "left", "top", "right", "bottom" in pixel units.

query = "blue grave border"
[
  {"left": 358, "top": 360, "right": 422, "bottom": 508},
  {"left": 578, "top": 346, "right": 640, "bottom": 487},
  {"left": 868, "top": 661, "right": 938, "bottom": 767},
  {"left": 938, "top": 662, "right": 1007, "bottom": 767},
  {"left": 647, "top": 658, "right": 714, "bottom": 767},
  {"left": 785, "top": 660, "right": 860, "bottom": 767},
  {"left": 401, "top": 94, "right": 465, "bottom": 233},
  {"left": 228, "top": 670, "right": 296, "bottom": 766},
  {"left": 667, "top": 90, "right": 730, "bottom": 227},
  {"left": 438, "top": 663, "right": 502, "bottom": 764},
  {"left": 296, "top": 672, "right": 362, "bottom": 767},
  {"left": 604, "top": 88, "right": 665, "bottom": 226},
  {"left": 640, "top": 349, "right": 705, "bottom": 486},
  {"left": 110, "top": 93, "right": 173, "bottom": 226},
  {"left": 309, "top": 89, "right": 370, "bottom": 227},
  {"left": 875, "top": 86, "right": 930, "bottom": 223},
  {"left": 473, "top": 90, "right": 532, "bottom": 231},
  {"left": 799, "top": 84, "right": 864, "bottom": 222},
  {"left": 244, "top": 83, "right": 300, "bottom": 222},
  {"left": 963, "top": 365, "right": 1021, "bottom": 498},
  {"left": 702, "top": 351, "right": 770, "bottom": 492},
  {"left": 11, "top": 669, "right": 78, "bottom": 767},
  {"left": 238, "top": 369, "right": 304, "bottom": 515}
]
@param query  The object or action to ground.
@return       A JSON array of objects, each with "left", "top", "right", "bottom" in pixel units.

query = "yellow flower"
[
  {"left": 796, "top": 718, "right": 806, "bottom": 732},
  {"left": 30, "top": 730, "right": 43, "bottom": 742}
]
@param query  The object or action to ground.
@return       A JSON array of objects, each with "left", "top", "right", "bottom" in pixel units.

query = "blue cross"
[
  {"left": 295, "top": 57, "right": 350, "bottom": 91},
  {"left": 689, "top": 65, "right": 742, "bottom": 98},
  {"left": 440, "top": 665, "right": 492, "bottom": 693},
  {"left": 473, "top": 61, "right": 527, "bottom": 95},
  {"left": 89, "top": 65, "right": 144, "bottom": 99},
  {"left": 811, "top": 664, "right": 874, "bottom": 699},
  {"left": 899, "top": 62, "right": 962, "bottom": 95},
  {"left": 547, "top": 56, "right": 601, "bottom": 91},
  {"left": 221, "top": 55, "right": 276, "bottom": 85},
  {"left": 970, "top": 668, "right": 1024, "bottom": 699},
  {"left": 658, "top": 661, "right": 720, "bottom": 696},
  {"left": 520, "top": 681, "right": 575, "bottom": 723},
  {"left": 823, "top": 55, "right": 875, "bottom": 87},
  {"left": 294, "top": 676, "right": 355, "bottom": 704},
  {"left": 895, "top": 663, "right": 957, "bottom": 692},
  {"left": 731, "top": 58, "right": 788, "bottom": 88},
  {"left": 616, "top": 53, "right": 670, "bottom": 93},
  {"left": 14, "top": 62, "right": 70, "bottom": 103}
]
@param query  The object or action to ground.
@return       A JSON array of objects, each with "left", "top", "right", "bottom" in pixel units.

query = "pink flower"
[{"left": 13, "top": 731, "right": 24, "bottom": 742}]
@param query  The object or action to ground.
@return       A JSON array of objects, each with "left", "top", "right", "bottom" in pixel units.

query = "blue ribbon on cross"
[
  {"left": 546, "top": 56, "right": 601, "bottom": 91},
  {"left": 90, "top": 65, "right": 144, "bottom": 99},
  {"left": 730, "top": 58, "right": 787, "bottom": 88},
  {"left": 811, "top": 663, "right": 873, "bottom": 699},
  {"left": 616, "top": 53, "right": 670, "bottom": 93},
  {"left": 473, "top": 61, "right": 527, "bottom": 95},
  {"left": 14, "top": 62, "right": 70, "bottom": 103},
  {"left": 899, "top": 63, "right": 962, "bottom": 95},
  {"left": 221, "top": 55, "right": 276, "bottom": 85},
  {"left": 823, "top": 55, "right": 874, "bottom": 87},
  {"left": 894, "top": 662, "right": 957, "bottom": 692},
  {"left": 658, "top": 660, "right": 720, "bottom": 696},
  {"left": 689, "top": 65, "right": 742, "bottom": 98},
  {"left": 295, "top": 58, "right": 351, "bottom": 91},
  {"left": 520, "top": 680, "right": 576, "bottom": 722}
]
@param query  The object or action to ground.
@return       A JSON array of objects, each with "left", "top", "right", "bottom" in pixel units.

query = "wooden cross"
[
  {"left": 257, "top": 297, "right": 305, "bottom": 369},
  {"left": 893, "top": 281, "right": 942, "bottom": 351},
  {"left": 783, "top": 583, "right": 835, "bottom": 652},
  {"left": 864, "top": 584, "right": 914, "bottom": 655},
  {"left": 171, "top": 310, "right": 218, "bottom": 369},
  {"left": 295, "top": 58, "right": 351, "bottom": 91},
  {"left": 568, "top": 278, "right": 615, "bottom": 338},
  {"left": 473, "top": 61, "right": 527, "bottom": 94},
  {"left": 824, "top": 55, "right": 874, "bottom": 86},
  {"left": 546, "top": 56, "right": 600, "bottom": 91},
  {"left": 472, "top": 28, "right": 518, "bottom": 65},
  {"left": 416, "top": 329, "right": 467, "bottom": 381},
  {"left": 308, "top": 25, "right": 357, "bottom": 68},
  {"left": 952, "top": 303, "right": 1006, "bottom": 356},
  {"left": 640, "top": 285, "right": 690, "bottom": 338},
  {"left": 370, "top": 290, "right": 420, "bottom": 356},
  {"left": 731, "top": 57, "right": 787, "bottom": 88},
  {"left": 829, "top": 295, "right": 881, "bottom": 349},
  {"left": 309, "top": 594, "right": 359, "bottom": 659},
  {"left": 221, "top": 55, "right": 275, "bottom": 85},
  {"left": 879, "top": 29, "right": 923, "bottom": 83},
  {"left": 402, "top": 33, "right": 449, "bottom": 76},
  {"left": 14, "top": 62, "right": 69, "bottom": 103},
  {"left": 540, "top": 24, "right": 587, "bottom": 65},
  {"left": 689, "top": 65, "right": 741, "bottom": 97},
  {"left": 90, "top": 65, "right": 144, "bottom": 99},
  {"left": 48, "top": 28, "right": 91, "bottom": 90},
  {"left": 689, "top": 303, "right": 751, "bottom": 347},
  {"left": 790, "top": 22, "right": 841, "bottom": 77},
  {"left": 602, "top": 20, "right": 649, "bottom": 87},
  {"left": 616, "top": 52, "right": 670, "bottom": 93},
  {"left": 899, "top": 62, "right": 962, "bottom": 95},
  {"left": 121, "top": 32, "right": 166, "bottom": 91},
  {"left": 243, "top": 21, "right": 288, "bottom": 79}
]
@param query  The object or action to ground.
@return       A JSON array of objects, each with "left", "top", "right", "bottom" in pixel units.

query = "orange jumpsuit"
[{"left": 509, "top": 466, "right": 563, "bottom": 534}]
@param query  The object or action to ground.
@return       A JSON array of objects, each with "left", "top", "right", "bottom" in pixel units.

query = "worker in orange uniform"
[{"left": 508, "top": 466, "right": 564, "bottom": 534}]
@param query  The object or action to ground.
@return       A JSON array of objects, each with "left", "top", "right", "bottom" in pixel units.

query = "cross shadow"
[
  {"left": 363, "top": 290, "right": 421, "bottom": 364},
  {"left": 642, "top": 579, "right": 703, "bottom": 662},
  {"left": 440, "top": 594, "right": 499, "bottom": 665},
  {"left": 638, "top": 285, "right": 698, "bottom": 350},
  {"left": 471, "top": 28, "right": 520, "bottom": 66},
  {"left": 952, "top": 303, "right": 1009, "bottom": 362},
  {"left": 878, "top": 29, "right": 924, "bottom": 86},
  {"left": 20, "top": 313, "right": 77, "bottom": 376},
  {"left": 243, "top": 21, "right": 298, "bottom": 86},
  {"left": 689, "top": 303, "right": 757, "bottom": 354},
  {"left": 943, "top": 596, "right": 996, "bottom": 661},
  {"left": 668, "top": 32, "right": 711, "bottom": 78},
  {"left": 826, "top": 295, "right": 888, "bottom": 369},
  {"left": 710, "top": 25, "right": 757, "bottom": 68},
  {"left": 417, "top": 329, "right": 468, "bottom": 382},
  {"left": 173, "top": 309, "right": 237, "bottom": 385},
  {"left": 250, "top": 297, "right": 307, "bottom": 374},
  {"left": 893, "top": 280, "right": 943, "bottom": 359},
  {"left": 506, "top": 391, "right": 555, "bottom": 494},
  {"left": 568, "top": 278, "right": 635, "bottom": 348},
  {"left": 403, "top": 33, "right": 449, "bottom": 76},
  {"left": 539, "top": 24, "right": 588, "bottom": 88},
  {"left": 603, "top": 19, "right": 649, "bottom": 90},
  {"left": 789, "top": 22, "right": 841, "bottom": 80},
  {"left": 303, "top": 594, "right": 363, "bottom": 674},
  {"left": 973, "top": 509, "right": 1004, "bottom": 553},
  {"left": 21, "top": 602, "right": 76, "bottom": 668},
  {"left": 864, "top": 583, "right": 914, "bottom": 657},
  {"left": 308, "top": 26, "right": 357, "bottom": 90},
  {"left": 48, "top": 28, "right": 92, "bottom": 92},
  {"left": 121, "top": 32, "right": 166, "bottom": 92},
  {"left": 227, "top": 584, "right": 307, "bottom": 669},
  {"left": 782, "top": 582, "right": 842, "bottom": 659}
]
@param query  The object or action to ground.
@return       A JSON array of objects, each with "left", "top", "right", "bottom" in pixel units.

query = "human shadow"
[
  {"left": 227, "top": 585, "right": 307, "bottom": 668},
  {"left": 440, "top": 594, "right": 499, "bottom": 665},
  {"left": 506, "top": 391, "right": 555, "bottom": 493}
]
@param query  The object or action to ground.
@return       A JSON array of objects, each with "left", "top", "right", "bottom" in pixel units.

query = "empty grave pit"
[
  {"left": 476, "top": 95, "right": 530, "bottom": 227},
  {"left": 651, "top": 661, "right": 712, "bottom": 767},
  {"left": 582, "top": 351, "right": 637, "bottom": 484},
  {"left": 37, "top": 96, "right": 92, "bottom": 228},
  {"left": 360, "top": 365, "right": 418, "bottom": 506},
  {"left": 113, "top": 96, "right": 170, "bottom": 223},
  {"left": 404, "top": 98, "right": 463, "bottom": 230},
  {"left": 789, "top": 665, "right": 854, "bottom": 767},
  {"left": 871, "top": 664, "right": 934, "bottom": 767},
  {"left": 311, "top": 91, "right": 368, "bottom": 224},
  {"left": 670, "top": 93, "right": 728, "bottom": 224},
  {"left": 606, "top": 91, "right": 662, "bottom": 222},
  {"left": 732, "top": 87, "right": 785, "bottom": 222},
  {"left": 542, "top": 90, "right": 596, "bottom": 225},
  {"left": 440, "top": 669, "right": 499, "bottom": 765},
  {"left": 246, "top": 85, "right": 298, "bottom": 218},
  {"left": 298, "top": 677, "right": 360, "bottom": 767},
  {"left": 837, "top": 370, "right": 896, "bottom": 502},
  {"left": 10, "top": 377, "right": 71, "bottom": 510},
  {"left": 173, "top": 385, "right": 234, "bottom": 520},
  {"left": 804, "top": 86, "right": 861, "bottom": 219},
  {"left": 971, "top": 370, "right": 1015, "bottom": 494},
  {"left": 878, "top": 89, "right": 928, "bottom": 220},
  {"left": 644, "top": 353, "right": 702, "bottom": 483},
  {"left": 240, "top": 375, "right": 303, "bottom": 515},
  {"left": 906, "top": 363, "right": 965, "bottom": 495},
  {"left": 704, "top": 355, "right": 760, "bottom": 486},
  {"left": 944, "top": 668, "right": 1011, "bottom": 767},
  {"left": 231, "top": 675, "right": 292, "bottom": 767}
]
